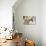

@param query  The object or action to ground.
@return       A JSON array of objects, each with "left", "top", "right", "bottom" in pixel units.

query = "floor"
[
  {"left": 0, "top": 39, "right": 24, "bottom": 46},
  {"left": 0, "top": 39, "right": 16, "bottom": 46}
]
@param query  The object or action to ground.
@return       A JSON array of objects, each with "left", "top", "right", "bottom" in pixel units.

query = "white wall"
[
  {"left": 41, "top": 0, "right": 46, "bottom": 46},
  {"left": 13, "top": 0, "right": 41, "bottom": 46},
  {"left": 0, "top": 0, "right": 16, "bottom": 30},
  {"left": 13, "top": 0, "right": 46, "bottom": 46}
]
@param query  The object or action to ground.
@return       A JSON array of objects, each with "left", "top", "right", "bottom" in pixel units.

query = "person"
[{"left": 15, "top": 34, "right": 23, "bottom": 46}]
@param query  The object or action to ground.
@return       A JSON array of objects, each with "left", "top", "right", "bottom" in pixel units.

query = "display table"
[{"left": 6, "top": 35, "right": 12, "bottom": 40}]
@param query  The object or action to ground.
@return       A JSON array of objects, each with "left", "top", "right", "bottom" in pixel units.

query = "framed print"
[{"left": 23, "top": 16, "right": 36, "bottom": 25}]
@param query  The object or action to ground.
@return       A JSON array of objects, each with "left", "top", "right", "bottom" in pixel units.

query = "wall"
[
  {"left": 13, "top": 0, "right": 41, "bottom": 46},
  {"left": 41, "top": 0, "right": 46, "bottom": 46},
  {"left": 0, "top": 0, "right": 16, "bottom": 30}
]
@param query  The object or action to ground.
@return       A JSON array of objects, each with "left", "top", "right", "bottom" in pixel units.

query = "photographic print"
[{"left": 23, "top": 16, "right": 36, "bottom": 25}]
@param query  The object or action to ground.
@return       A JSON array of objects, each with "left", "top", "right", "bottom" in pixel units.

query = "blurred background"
[{"left": 0, "top": 0, "right": 46, "bottom": 46}]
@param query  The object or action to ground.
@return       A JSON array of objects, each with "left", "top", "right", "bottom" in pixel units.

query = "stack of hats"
[{"left": 25, "top": 40, "right": 35, "bottom": 46}]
